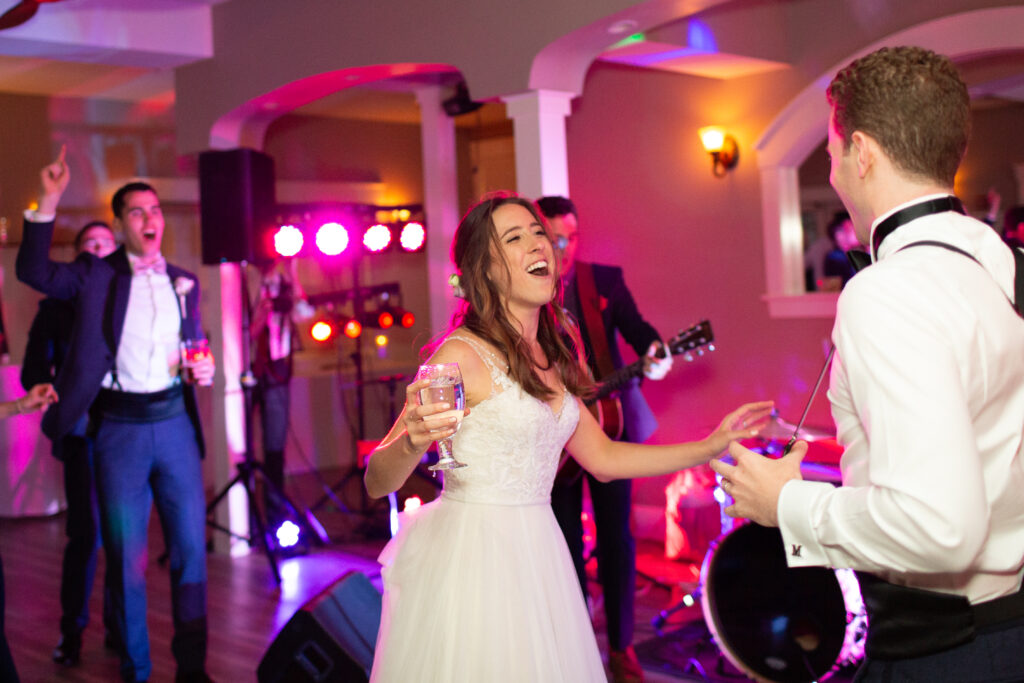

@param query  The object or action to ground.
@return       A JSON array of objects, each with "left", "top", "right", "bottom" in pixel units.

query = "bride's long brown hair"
[{"left": 442, "top": 192, "right": 593, "bottom": 401}]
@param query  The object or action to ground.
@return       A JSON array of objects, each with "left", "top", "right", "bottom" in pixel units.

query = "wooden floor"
[
  {"left": 0, "top": 482, "right": 706, "bottom": 683},
  {"left": 1, "top": 508, "right": 388, "bottom": 683}
]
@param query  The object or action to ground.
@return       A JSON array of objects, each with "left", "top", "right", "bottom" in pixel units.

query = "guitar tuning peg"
[
  {"left": 696, "top": 348, "right": 704, "bottom": 356},
  {"left": 708, "top": 343, "right": 716, "bottom": 352},
  {"left": 683, "top": 352, "right": 694, "bottom": 362}
]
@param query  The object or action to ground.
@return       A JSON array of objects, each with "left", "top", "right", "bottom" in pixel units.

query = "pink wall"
[{"left": 565, "top": 63, "right": 837, "bottom": 504}]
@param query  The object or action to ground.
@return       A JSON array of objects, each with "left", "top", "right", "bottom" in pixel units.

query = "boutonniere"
[{"left": 174, "top": 277, "right": 195, "bottom": 318}]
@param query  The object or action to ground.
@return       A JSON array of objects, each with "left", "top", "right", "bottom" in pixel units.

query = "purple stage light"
[{"left": 274, "top": 520, "right": 301, "bottom": 549}]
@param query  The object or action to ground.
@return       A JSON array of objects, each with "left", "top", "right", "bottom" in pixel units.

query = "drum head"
[{"left": 701, "top": 523, "right": 847, "bottom": 683}]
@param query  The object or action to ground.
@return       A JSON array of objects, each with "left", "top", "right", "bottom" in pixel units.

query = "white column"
[
  {"left": 759, "top": 165, "right": 805, "bottom": 296},
  {"left": 502, "top": 90, "right": 575, "bottom": 200},
  {"left": 415, "top": 86, "right": 461, "bottom": 337},
  {"left": 208, "top": 261, "right": 251, "bottom": 555}
]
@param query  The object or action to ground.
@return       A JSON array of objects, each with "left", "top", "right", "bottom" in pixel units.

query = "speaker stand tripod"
[{"left": 204, "top": 264, "right": 328, "bottom": 583}]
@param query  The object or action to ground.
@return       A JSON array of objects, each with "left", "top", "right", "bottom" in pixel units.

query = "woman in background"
[{"left": 0, "top": 382, "right": 60, "bottom": 682}]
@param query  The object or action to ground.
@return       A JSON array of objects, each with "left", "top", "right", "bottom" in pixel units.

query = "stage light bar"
[
  {"left": 363, "top": 223, "right": 392, "bottom": 253},
  {"left": 315, "top": 222, "right": 349, "bottom": 256},
  {"left": 400, "top": 311, "right": 415, "bottom": 328},
  {"left": 399, "top": 222, "right": 425, "bottom": 252},
  {"left": 273, "top": 224, "right": 304, "bottom": 257},
  {"left": 377, "top": 310, "right": 395, "bottom": 329}
]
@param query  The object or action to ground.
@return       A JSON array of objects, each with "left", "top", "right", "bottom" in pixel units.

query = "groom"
[{"left": 17, "top": 148, "right": 216, "bottom": 683}]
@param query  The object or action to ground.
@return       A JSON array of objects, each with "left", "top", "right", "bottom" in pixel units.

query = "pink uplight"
[
  {"left": 400, "top": 222, "right": 425, "bottom": 251},
  {"left": 363, "top": 223, "right": 392, "bottom": 252},
  {"left": 315, "top": 222, "right": 349, "bottom": 256},
  {"left": 273, "top": 224, "right": 304, "bottom": 257}
]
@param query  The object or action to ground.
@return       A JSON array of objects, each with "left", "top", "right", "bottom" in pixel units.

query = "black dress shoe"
[{"left": 52, "top": 633, "right": 82, "bottom": 667}]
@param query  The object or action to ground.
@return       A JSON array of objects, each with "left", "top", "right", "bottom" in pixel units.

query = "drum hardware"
[
  {"left": 650, "top": 589, "right": 716, "bottom": 682},
  {"left": 778, "top": 345, "right": 835, "bottom": 455}
]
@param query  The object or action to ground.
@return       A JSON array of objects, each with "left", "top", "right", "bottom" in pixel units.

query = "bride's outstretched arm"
[
  {"left": 564, "top": 399, "right": 774, "bottom": 482},
  {"left": 364, "top": 337, "right": 486, "bottom": 498},
  {"left": 363, "top": 378, "right": 454, "bottom": 499}
]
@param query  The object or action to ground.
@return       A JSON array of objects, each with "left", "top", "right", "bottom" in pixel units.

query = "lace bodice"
[{"left": 440, "top": 334, "right": 580, "bottom": 505}]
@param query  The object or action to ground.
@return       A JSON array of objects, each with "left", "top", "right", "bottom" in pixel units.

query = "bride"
[{"left": 364, "top": 192, "right": 772, "bottom": 682}]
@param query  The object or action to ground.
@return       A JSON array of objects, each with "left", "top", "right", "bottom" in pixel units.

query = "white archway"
[{"left": 755, "top": 5, "right": 1024, "bottom": 318}]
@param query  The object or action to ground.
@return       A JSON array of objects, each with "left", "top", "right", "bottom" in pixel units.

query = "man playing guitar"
[{"left": 538, "top": 196, "right": 672, "bottom": 683}]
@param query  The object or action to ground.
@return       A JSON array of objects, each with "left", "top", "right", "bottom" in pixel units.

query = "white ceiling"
[{"left": 0, "top": 0, "right": 1020, "bottom": 124}]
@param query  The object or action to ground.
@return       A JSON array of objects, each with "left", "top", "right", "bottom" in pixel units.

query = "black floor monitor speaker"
[
  {"left": 257, "top": 570, "right": 382, "bottom": 683},
  {"left": 199, "top": 148, "right": 275, "bottom": 265}
]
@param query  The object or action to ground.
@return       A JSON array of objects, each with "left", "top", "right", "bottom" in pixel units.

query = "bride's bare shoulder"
[{"left": 427, "top": 329, "right": 499, "bottom": 403}]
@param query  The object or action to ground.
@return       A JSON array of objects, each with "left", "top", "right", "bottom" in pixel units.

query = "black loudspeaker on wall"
[
  {"left": 258, "top": 570, "right": 383, "bottom": 683},
  {"left": 198, "top": 148, "right": 276, "bottom": 265}
]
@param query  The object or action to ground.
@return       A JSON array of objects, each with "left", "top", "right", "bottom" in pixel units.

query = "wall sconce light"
[{"left": 699, "top": 126, "right": 739, "bottom": 177}]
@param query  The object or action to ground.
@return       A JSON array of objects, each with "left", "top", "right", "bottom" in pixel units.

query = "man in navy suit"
[
  {"left": 538, "top": 196, "right": 672, "bottom": 683},
  {"left": 21, "top": 220, "right": 119, "bottom": 667},
  {"left": 17, "top": 148, "right": 216, "bottom": 683}
]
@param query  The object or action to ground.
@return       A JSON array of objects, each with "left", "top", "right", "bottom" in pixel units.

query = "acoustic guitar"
[{"left": 555, "top": 320, "right": 715, "bottom": 484}]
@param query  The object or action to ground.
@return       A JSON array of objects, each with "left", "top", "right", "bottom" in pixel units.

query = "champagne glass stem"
[{"left": 438, "top": 439, "right": 454, "bottom": 461}]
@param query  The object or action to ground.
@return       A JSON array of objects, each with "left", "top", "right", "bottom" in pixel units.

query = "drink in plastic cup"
[{"left": 181, "top": 339, "right": 213, "bottom": 386}]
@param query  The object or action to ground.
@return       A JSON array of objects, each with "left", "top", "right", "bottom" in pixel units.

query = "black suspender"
[{"left": 899, "top": 240, "right": 1024, "bottom": 319}]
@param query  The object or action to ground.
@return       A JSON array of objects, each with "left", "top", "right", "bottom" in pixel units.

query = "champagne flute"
[{"left": 415, "top": 362, "right": 467, "bottom": 471}]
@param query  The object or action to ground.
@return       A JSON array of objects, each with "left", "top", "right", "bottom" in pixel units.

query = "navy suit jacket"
[
  {"left": 17, "top": 219, "right": 206, "bottom": 457},
  {"left": 564, "top": 262, "right": 661, "bottom": 444}
]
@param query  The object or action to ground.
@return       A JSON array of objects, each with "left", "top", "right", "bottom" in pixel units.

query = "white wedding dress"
[{"left": 370, "top": 334, "right": 607, "bottom": 682}]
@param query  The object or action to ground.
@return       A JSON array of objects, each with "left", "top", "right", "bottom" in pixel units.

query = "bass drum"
[{"left": 700, "top": 523, "right": 861, "bottom": 683}]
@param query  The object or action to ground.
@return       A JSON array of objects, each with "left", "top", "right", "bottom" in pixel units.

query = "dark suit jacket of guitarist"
[
  {"left": 16, "top": 218, "right": 206, "bottom": 457},
  {"left": 564, "top": 262, "right": 661, "bottom": 444}
]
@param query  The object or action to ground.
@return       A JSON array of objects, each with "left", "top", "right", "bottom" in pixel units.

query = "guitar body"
[
  {"left": 591, "top": 397, "right": 624, "bottom": 441},
  {"left": 555, "top": 397, "right": 625, "bottom": 486}
]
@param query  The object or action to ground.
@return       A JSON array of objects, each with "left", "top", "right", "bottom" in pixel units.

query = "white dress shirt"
[
  {"left": 778, "top": 198, "right": 1024, "bottom": 604},
  {"left": 102, "top": 253, "right": 182, "bottom": 393}
]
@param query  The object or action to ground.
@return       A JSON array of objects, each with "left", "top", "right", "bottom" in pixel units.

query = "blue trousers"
[
  {"left": 552, "top": 473, "right": 636, "bottom": 650},
  {"left": 93, "top": 411, "right": 207, "bottom": 682},
  {"left": 57, "top": 433, "right": 116, "bottom": 642},
  {"left": 853, "top": 616, "right": 1024, "bottom": 682}
]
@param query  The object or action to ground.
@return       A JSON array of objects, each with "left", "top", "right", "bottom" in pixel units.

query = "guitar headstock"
[{"left": 668, "top": 319, "right": 715, "bottom": 362}]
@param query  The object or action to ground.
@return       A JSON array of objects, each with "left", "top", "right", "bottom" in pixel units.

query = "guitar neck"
[
  {"left": 583, "top": 320, "right": 714, "bottom": 406},
  {"left": 586, "top": 361, "right": 644, "bottom": 406}
]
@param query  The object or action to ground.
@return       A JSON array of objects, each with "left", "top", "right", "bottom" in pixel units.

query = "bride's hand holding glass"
[
  {"left": 413, "top": 363, "right": 468, "bottom": 471},
  {"left": 402, "top": 374, "right": 471, "bottom": 467},
  {"left": 403, "top": 379, "right": 458, "bottom": 450}
]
